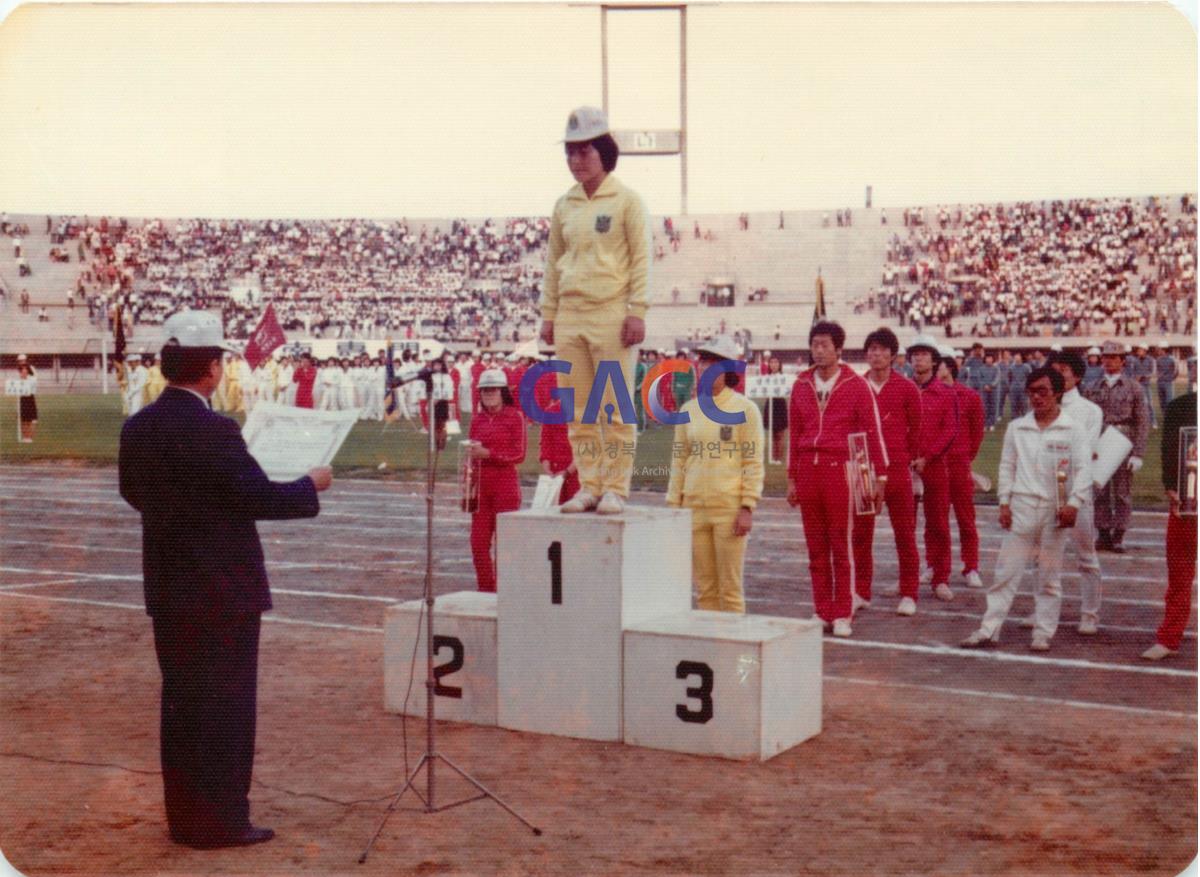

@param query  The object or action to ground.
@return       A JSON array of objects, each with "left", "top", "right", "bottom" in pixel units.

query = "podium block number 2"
[
  {"left": 433, "top": 635, "right": 464, "bottom": 698},
  {"left": 675, "top": 660, "right": 713, "bottom": 724},
  {"left": 548, "top": 541, "right": 563, "bottom": 604}
]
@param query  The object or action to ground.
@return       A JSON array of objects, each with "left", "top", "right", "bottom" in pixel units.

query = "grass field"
[{"left": 0, "top": 393, "right": 1172, "bottom": 507}]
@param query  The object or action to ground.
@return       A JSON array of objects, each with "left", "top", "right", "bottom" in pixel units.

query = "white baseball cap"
[
  {"left": 905, "top": 334, "right": 940, "bottom": 356},
  {"left": 477, "top": 368, "right": 509, "bottom": 389},
  {"left": 1086, "top": 346, "right": 1102, "bottom": 356},
  {"left": 162, "top": 310, "right": 238, "bottom": 351},
  {"left": 936, "top": 345, "right": 956, "bottom": 360},
  {"left": 696, "top": 335, "right": 741, "bottom": 361},
  {"left": 563, "top": 106, "right": 609, "bottom": 143}
]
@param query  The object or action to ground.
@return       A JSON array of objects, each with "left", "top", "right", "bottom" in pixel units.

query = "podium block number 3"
[
  {"left": 548, "top": 541, "right": 563, "bottom": 604},
  {"left": 675, "top": 660, "right": 713, "bottom": 724}
]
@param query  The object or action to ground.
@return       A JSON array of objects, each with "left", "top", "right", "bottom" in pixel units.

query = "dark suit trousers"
[{"left": 152, "top": 612, "right": 261, "bottom": 841}]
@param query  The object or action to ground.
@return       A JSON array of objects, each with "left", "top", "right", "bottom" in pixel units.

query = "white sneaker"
[
  {"left": 596, "top": 492, "right": 626, "bottom": 515},
  {"left": 896, "top": 597, "right": 917, "bottom": 617},
  {"left": 1030, "top": 634, "right": 1052, "bottom": 652},
  {"left": 560, "top": 492, "right": 601, "bottom": 514},
  {"left": 1019, "top": 616, "right": 1036, "bottom": 629},
  {"left": 1077, "top": 616, "right": 1098, "bottom": 636},
  {"left": 934, "top": 583, "right": 954, "bottom": 602},
  {"left": 965, "top": 570, "right": 984, "bottom": 589},
  {"left": 832, "top": 618, "right": 852, "bottom": 638},
  {"left": 852, "top": 593, "right": 871, "bottom": 615},
  {"left": 1141, "top": 643, "right": 1176, "bottom": 661},
  {"left": 919, "top": 566, "right": 934, "bottom": 585},
  {"left": 959, "top": 628, "right": 996, "bottom": 648}
]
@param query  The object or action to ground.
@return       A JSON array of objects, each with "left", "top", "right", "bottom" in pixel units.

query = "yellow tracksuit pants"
[
  {"left": 556, "top": 305, "right": 637, "bottom": 499},
  {"left": 691, "top": 506, "right": 747, "bottom": 614}
]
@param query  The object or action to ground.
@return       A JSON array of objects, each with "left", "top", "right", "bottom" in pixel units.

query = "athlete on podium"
[
  {"left": 665, "top": 335, "right": 765, "bottom": 614},
  {"left": 539, "top": 106, "right": 650, "bottom": 516}
]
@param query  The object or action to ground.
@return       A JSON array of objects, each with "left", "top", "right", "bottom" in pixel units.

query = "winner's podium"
[{"left": 496, "top": 507, "right": 692, "bottom": 741}]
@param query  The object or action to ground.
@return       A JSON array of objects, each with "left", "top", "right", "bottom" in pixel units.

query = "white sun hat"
[
  {"left": 162, "top": 310, "right": 238, "bottom": 351},
  {"left": 563, "top": 106, "right": 610, "bottom": 143}
]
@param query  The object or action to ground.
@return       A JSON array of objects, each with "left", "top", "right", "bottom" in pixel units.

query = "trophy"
[
  {"left": 846, "top": 432, "right": 877, "bottom": 516},
  {"left": 1180, "top": 427, "right": 1197, "bottom": 516},
  {"left": 1055, "top": 457, "right": 1070, "bottom": 512},
  {"left": 458, "top": 440, "right": 482, "bottom": 513}
]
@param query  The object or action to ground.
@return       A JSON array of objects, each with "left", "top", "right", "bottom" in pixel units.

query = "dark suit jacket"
[{"left": 119, "top": 386, "right": 320, "bottom": 618}]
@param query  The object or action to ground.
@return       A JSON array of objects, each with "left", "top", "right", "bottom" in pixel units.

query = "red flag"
[{"left": 243, "top": 303, "right": 286, "bottom": 370}]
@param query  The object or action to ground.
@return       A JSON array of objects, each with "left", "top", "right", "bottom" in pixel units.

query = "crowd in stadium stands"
[
  {"left": 39, "top": 215, "right": 550, "bottom": 345},
  {"left": 8, "top": 197, "right": 1197, "bottom": 349},
  {"left": 873, "top": 196, "right": 1197, "bottom": 338}
]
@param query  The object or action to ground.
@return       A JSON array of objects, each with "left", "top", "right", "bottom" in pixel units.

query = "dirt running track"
[{"left": 0, "top": 466, "right": 1195, "bottom": 876}]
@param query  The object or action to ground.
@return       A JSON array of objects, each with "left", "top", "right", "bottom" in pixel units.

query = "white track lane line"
[
  {"left": 0, "top": 590, "right": 381, "bottom": 633},
  {"left": 825, "top": 675, "right": 1197, "bottom": 721},
  {"left": 1, "top": 509, "right": 1170, "bottom": 551},
  {"left": 0, "top": 589, "right": 1190, "bottom": 718},
  {"left": 825, "top": 636, "right": 1196, "bottom": 677},
  {"left": 746, "top": 597, "right": 1195, "bottom": 639},
  {"left": 0, "top": 579, "right": 93, "bottom": 591}
]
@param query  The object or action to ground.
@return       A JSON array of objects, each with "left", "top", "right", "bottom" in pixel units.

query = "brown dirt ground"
[{"left": 0, "top": 598, "right": 1195, "bottom": 877}]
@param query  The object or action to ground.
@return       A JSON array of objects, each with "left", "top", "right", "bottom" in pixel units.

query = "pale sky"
[{"left": 0, "top": 2, "right": 1194, "bottom": 219}]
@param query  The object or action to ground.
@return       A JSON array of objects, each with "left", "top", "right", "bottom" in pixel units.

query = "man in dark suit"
[{"left": 119, "top": 310, "right": 333, "bottom": 849}]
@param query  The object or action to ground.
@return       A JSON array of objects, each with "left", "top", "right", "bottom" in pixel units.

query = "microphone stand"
[{"left": 359, "top": 371, "right": 540, "bottom": 865}]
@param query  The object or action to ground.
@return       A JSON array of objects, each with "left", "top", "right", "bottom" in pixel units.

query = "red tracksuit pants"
[
  {"left": 552, "top": 466, "right": 580, "bottom": 505},
  {"left": 796, "top": 457, "right": 855, "bottom": 622},
  {"left": 852, "top": 460, "right": 920, "bottom": 600},
  {"left": 946, "top": 456, "right": 980, "bottom": 575},
  {"left": 1157, "top": 513, "right": 1197, "bottom": 651},
  {"left": 921, "top": 457, "right": 952, "bottom": 587},
  {"left": 471, "top": 467, "right": 522, "bottom": 592}
]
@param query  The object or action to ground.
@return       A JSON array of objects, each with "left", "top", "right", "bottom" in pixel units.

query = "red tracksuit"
[
  {"left": 538, "top": 400, "right": 580, "bottom": 505},
  {"left": 1158, "top": 513, "right": 1196, "bottom": 651},
  {"left": 534, "top": 368, "right": 557, "bottom": 414},
  {"left": 852, "top": 371, "right": 922, "bottom": 600},
  {"left": 915, "top": 377, "right": 958, "bottom": 589},
  {"left": 789, "top": 364, "right": 888, "bottom": 622},
  {"left": 948, "top": 382, "right": 984, "bottom": 576},
  {"left": 468, "top": 405, "right": 526, "bottom": 592}
]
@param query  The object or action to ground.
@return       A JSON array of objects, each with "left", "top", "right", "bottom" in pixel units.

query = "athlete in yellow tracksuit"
[
  {"left": 541, "top": 106, "right": 650, "bottom": 516},
  {"left": 143, "top": 355, "right": 167, "bottom": 405},
  {"left": 666, "top": 337, "right": 765, "bottom": 613}
]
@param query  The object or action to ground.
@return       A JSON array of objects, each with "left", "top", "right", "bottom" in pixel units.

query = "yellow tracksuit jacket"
[
  {"left": 666, "top": 387, "right": 765, "bottom": 613},
  {"left": 540, "top": 174, "right": 650, "bottom": 322}
]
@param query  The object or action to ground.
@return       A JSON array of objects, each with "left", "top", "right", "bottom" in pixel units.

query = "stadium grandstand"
[{"left": 1, "top": 194, "right": 1194, "bottom": 390}]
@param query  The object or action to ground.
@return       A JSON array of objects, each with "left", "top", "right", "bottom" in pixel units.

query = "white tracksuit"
[{"left": 980, "top": 410, "right": 1093, "bottom": 641}]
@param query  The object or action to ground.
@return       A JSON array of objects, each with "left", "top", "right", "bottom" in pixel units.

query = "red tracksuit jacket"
[
  {"left": 788, "top": 363, "right": 889, "bottom": 477},
  {"left": 469, "top": 405, "right": 527, "bottom": 469},
  {"left": 914, "top": 377, "right": 957, "bottom": 461},
  {"left": 870, "top": 371, "right": 922, "bottom": 465}
]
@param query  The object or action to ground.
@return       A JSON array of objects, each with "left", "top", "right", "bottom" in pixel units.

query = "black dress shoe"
[{"left": 173, "top": 826, "right": 275, "bottom": 849}]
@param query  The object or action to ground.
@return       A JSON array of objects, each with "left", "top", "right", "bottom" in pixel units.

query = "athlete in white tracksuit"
[
  {"left": 961, "top": 367, "right": 1092, "bottom": 651},
  {"left": 317, "top": 362, "right": 339, "bottom": 410}
]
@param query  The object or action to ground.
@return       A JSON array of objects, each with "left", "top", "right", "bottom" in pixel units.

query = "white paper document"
[
  {"left": 242, "top": 402, "right": 360, "bottom": 482},
  {"left": 531, "top": 473, "right": 565, "bottom": 510}
]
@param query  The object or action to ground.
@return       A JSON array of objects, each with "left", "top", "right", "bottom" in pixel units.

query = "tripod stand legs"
[{"left": 358, "top": 753, "right": 541, "bottom": 863}]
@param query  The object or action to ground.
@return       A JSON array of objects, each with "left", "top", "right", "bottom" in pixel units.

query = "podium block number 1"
[
  {"left": 675, "top": 660, "right": 714, "bottom": 724},
  {"left": 548, "top": 541, "right": 563, "bottom": 604}
]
